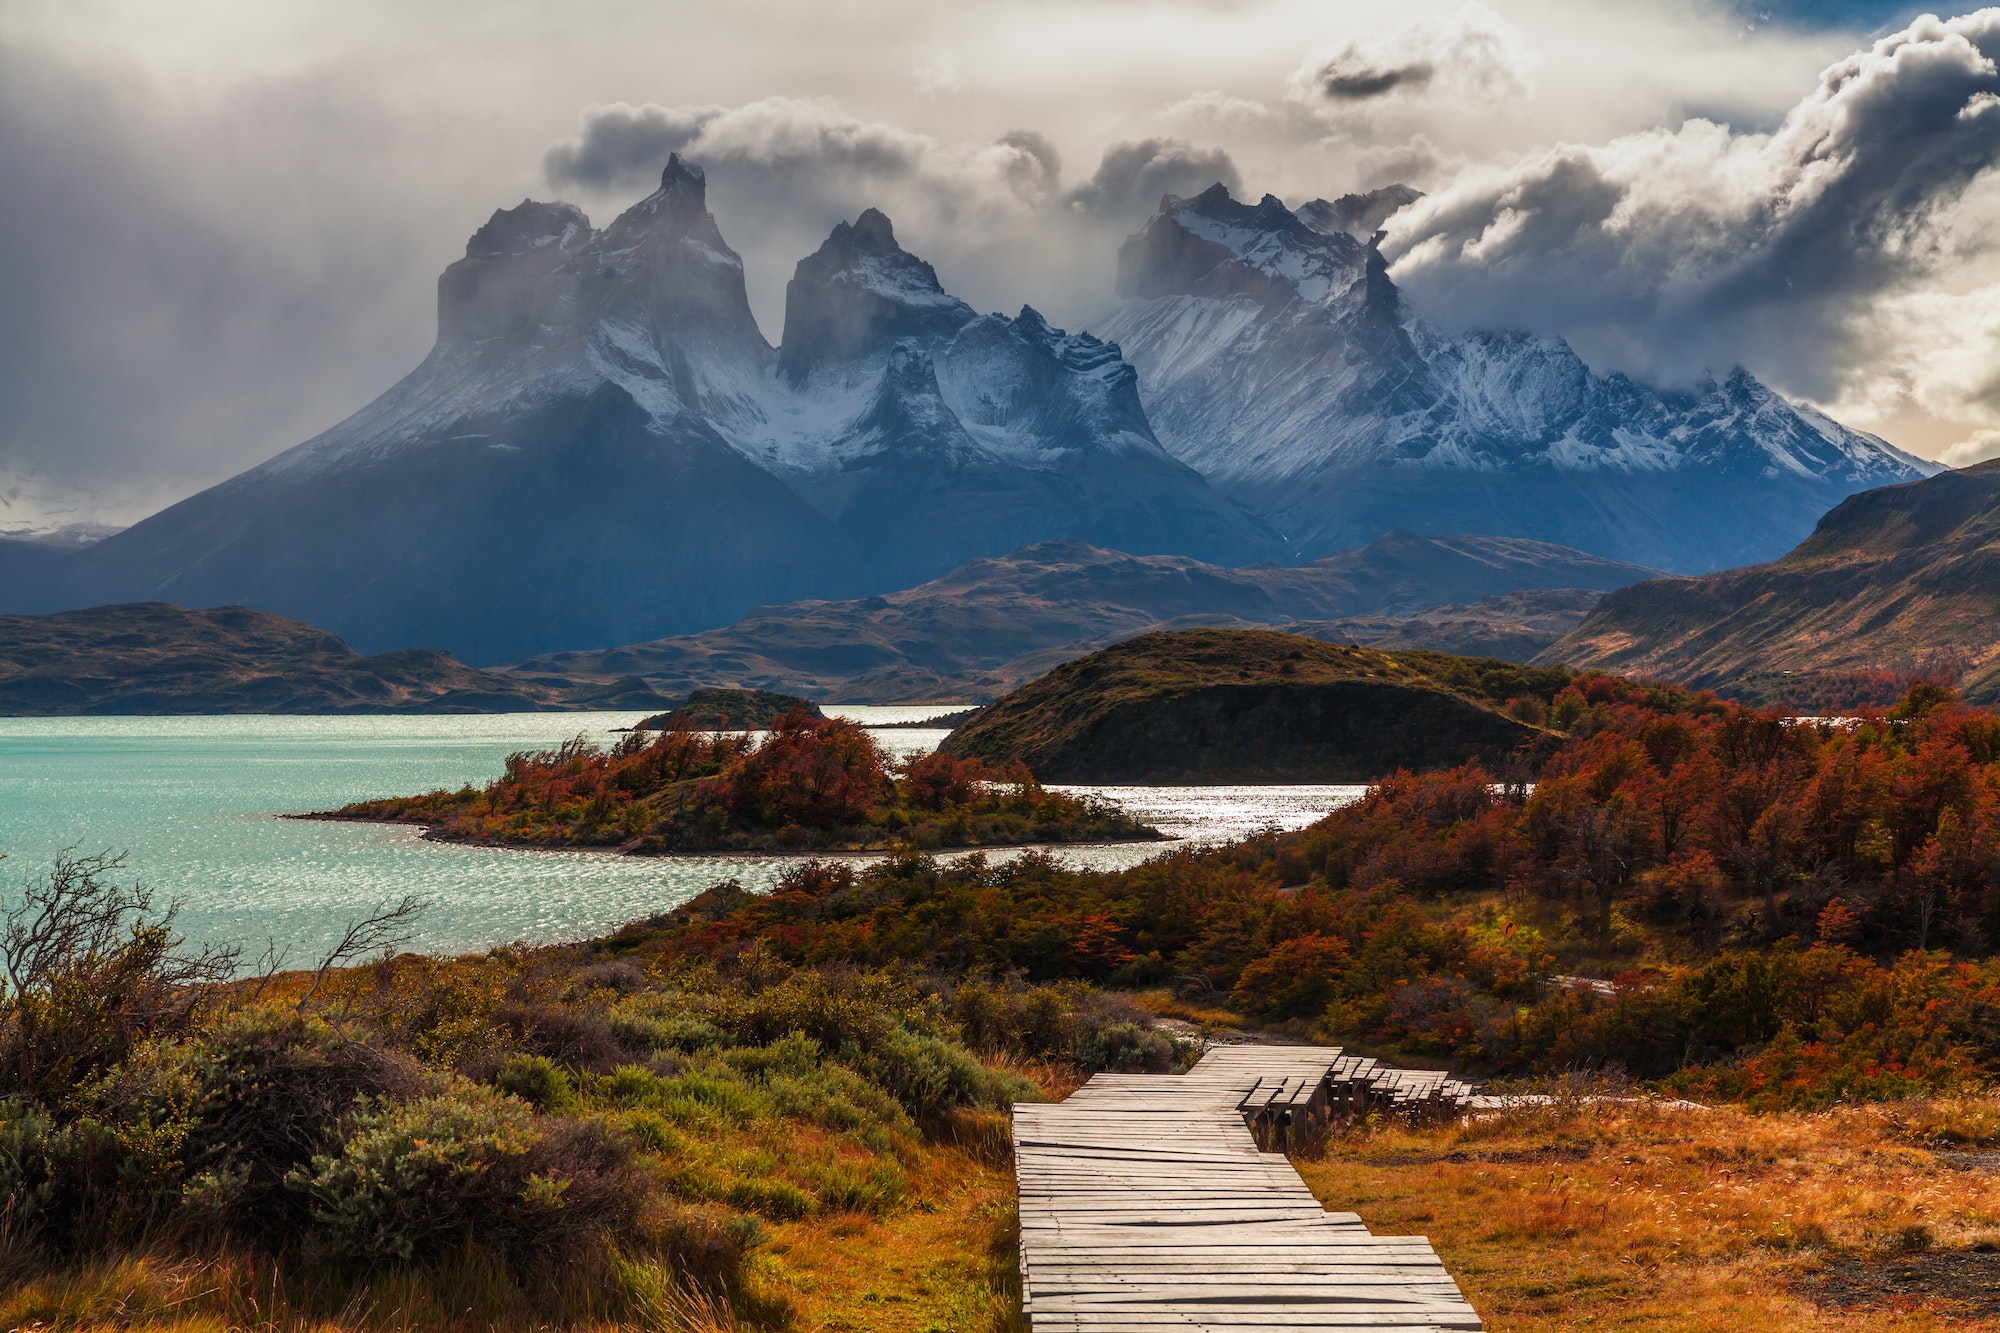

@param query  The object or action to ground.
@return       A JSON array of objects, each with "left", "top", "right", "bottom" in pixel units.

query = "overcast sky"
[{"left": 3, "top": 0, "right": 1992, "bottom": 533}]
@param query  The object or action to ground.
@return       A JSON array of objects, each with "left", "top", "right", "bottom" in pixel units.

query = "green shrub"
[
  {"left": 724, "top": 1176, "right": 815, "bottom": 1220},
  {"left": 852, "top": 1025, "right": 1031, "bottom": 1121},
  {"left": 294, "top": 1082, "right": 649, "bottom": 1267},
  {"left": 1072, "top": 1021, "right": 1182, "bottom": 1074},
  {"left": 604, "top": 1002, "right": 728, "bottom": 1054},
  {"left": 0, "top": 1097, "right": 182, "bottom": 1254},
  {"left": 490, "top": 1054, "right": 574, "bottom": 1110},
  {"left": 176, "top": 1011, "right": 430, "bottom": 1241}
]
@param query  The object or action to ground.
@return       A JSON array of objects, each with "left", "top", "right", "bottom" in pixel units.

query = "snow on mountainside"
[
  {"left": 12, "top": 158, "right": 1280, "bottom": 664},
  {"left": 1094, "top": 184, "right": 1939, "bottom": 573}
]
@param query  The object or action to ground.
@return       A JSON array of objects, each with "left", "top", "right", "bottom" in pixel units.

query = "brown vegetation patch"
[
  {"left": 1298, "top": 1095, "right": 2000, "bottom": 1331},
  {"left": 1800, "top": 1249, "right": 2000, "bottom": 1318}
]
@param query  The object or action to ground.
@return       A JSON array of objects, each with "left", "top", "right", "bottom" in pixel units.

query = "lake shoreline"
[{"left": 289, "top": 807, "right": 1172, "bottom": 857}]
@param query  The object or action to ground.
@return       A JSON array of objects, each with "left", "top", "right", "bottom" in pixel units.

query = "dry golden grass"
[
  {"left": 1123, "top": 989, "right": 1246, "bottom": 1032},
  {"left": 752, "top": 1137, "right": 1021, "bottom": 1333},
  {"left": 0, "top": 1076, "right": 1050, "bottom": 1333},
  {"left": 1296, "top": 1096, "right": 2000, "bottom": 1330}
]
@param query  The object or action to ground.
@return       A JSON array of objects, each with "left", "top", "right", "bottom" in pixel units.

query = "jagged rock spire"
[{"left": 777, "top": 208, "right": 975, "bottom": 384}]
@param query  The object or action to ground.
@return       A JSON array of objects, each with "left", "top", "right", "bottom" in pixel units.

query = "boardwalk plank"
[{"left": 1013, "top": 1048, "right": 1481, "bottom": 1332}]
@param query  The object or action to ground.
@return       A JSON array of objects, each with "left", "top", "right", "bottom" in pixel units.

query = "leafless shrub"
[
  {"left": 0, "top": 850, "right": 237, "bottom": 1102},
  {"left": 295, "top": 892, "right": 429, "bottom": 1017}
]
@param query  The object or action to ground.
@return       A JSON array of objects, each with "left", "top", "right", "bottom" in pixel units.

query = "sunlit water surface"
[{"left": 1, "top": 711, "right": 1363, "bottom": 960}]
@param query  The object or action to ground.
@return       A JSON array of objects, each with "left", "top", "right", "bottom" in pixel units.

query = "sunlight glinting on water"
[{"left": 0, "top": 712, "right": 1365, "bottom": 963}]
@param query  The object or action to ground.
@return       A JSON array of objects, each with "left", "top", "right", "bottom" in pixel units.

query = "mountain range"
[
  {"left": 0, "top": 603, "right": 674, "bottom": 715},
  {"left": 506, "top": 531, "right": 1656, "bottom": 702},
  {"left": 1545, "top": 459, "right": 2000, "bottom": 704},
  {"left": 4, "top": 158, "right": 1276, "bottom": 664},
  {"left": 0, "top": 158, "right": 1943, "bottom": 666},
  {"left": 1096, "top": 185, "right": 1939, "bottom": 572}
]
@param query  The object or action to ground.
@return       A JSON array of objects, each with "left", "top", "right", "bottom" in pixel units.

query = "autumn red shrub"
[{"left": 603, "top": 679, "right": 2000, "bottom": 1106}]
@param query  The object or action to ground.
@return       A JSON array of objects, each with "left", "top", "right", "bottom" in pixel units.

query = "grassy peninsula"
[{"left": 319, "top": 708, "right": 1160, "bottom": 853}]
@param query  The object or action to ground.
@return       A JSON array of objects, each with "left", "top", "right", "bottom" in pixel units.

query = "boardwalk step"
[{"left": 1013, "top": 1046, "right": 1482, "bottom": 1332}]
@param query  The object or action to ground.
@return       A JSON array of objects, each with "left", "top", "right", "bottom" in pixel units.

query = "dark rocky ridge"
[{"left": 0, "top": 603, "right": 675, "bottom": 715}]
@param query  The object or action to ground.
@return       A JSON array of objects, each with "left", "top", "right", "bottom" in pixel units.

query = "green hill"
[{"left": 937, "top": 629, "right": 1564, "bottom": 782}]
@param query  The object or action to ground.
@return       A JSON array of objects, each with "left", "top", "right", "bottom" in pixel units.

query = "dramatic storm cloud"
[
  {"left": 0, "top": 0, "right": 1989, "bottom": 529},
  {"left": 1386, "top": 11, "right": 2000, "bottom": 437},
  {"left": 1290, "top": 4, "right": 1534, "bottom": 105}
]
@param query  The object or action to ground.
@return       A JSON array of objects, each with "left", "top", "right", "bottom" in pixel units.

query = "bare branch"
[
  {"left": 296, "top": 894, "right": 430, "bottom": 1016},
  {"left": 1, "top": 849, "right": 143, "bottom": 997},
  {"left": 0, "top": 849, "right": 240, "bottom": 1099},
  {"left": 240, "top": 935, "right": 294, "bottom": 1005}
]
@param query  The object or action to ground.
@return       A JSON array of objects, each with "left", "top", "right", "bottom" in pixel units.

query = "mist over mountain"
[
  {"left": 2, "top": 154, "right": 1949, "bottom": 667},
  {"left": 5, "top": 158, "right": 1278, "bottom": 664},
  {"left": 1096, "top": 184, "right": 1940, "bottom": 573}
]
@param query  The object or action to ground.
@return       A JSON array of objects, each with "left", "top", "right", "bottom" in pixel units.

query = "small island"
[
  {"left": 940, "top": 629, "right": 1566, "bottom": 783},
  {"left": 630, "top": 686, "right": 823, "bottom": 731},
  {"left": 316, "top": 707, "right": 1160, "bottom": 853}
]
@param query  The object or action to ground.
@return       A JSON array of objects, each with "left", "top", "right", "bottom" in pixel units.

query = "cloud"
[
  {"left": 1157, "top": 91, "right": 1277, "bottom": 131},
  {"left": 1290, "top": 5, "right": 1534, "bottom": 108},
  {"left": 541, "top": 98, "right": 1171, "bottom": 326},
  {"left": 1064, "top": 137, "right": 1242, "bottom": 215},
  {"left": 2, "top": 0, "right": 1995, "bottom": 534},
  {"left": 1385, "top": 10, "right": 2000, "bottom": 409},
  {"left": 0, "top": 42, "right": 455, "bottom": 528},
  {"left": 543, "top": 103, "right": 723, "bottom": 191},
  {"left": 913, "top": 54, "right": 970, "bottom": 97},
  {"left": 1941, "top": 427, "right": 2000, "bottom": 468}
]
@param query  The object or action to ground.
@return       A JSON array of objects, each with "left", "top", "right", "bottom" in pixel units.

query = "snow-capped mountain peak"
[
  {"left": 1095, "top": 183, "right": 1939, "bottom": 572},
  {"left": 55, "top": 161, "right": 1279, "bottom": 662},
  {"left": 777, "top": 207, "right": 976, "bottom": 384},
  {"left": 1119, "top": 184, "right": 1375, "bottom": 307}
]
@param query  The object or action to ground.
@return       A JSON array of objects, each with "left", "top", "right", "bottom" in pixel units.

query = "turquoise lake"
[{"left": 0, "top": 711, "right": 1360, "bottom": 962}]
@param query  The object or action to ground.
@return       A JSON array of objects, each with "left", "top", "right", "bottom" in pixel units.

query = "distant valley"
[
  {"left": 505, "top": 531, "right": 1656, "bottom": 703},
  {"left": 0, "top": 531, "right": 1647, "bottom": 714}
]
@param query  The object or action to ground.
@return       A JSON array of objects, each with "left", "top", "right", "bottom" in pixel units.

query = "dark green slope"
[{"left": 939, "top": 629, "right": 1562, "bottom": 783}]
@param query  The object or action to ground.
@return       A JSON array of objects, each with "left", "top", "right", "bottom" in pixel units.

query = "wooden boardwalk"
[{"left": 1013, "top": 1046, "right": 1482, "bottom": 1332}]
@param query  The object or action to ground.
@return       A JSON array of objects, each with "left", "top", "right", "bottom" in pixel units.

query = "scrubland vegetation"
[
  {"left": 632, "top": 676, "right": 2000, "bottom": 1108},
  {"left": 0, "top": 850, "right": 1182, "bottom": 1332},
  {"left": 25, "top": 671, "right": 2000, "bottom": 1328},
  {"left": 324, "top": 709, "right": 1156, "bottom": 852},
  {"left": 1301, "top": 1087, "right": 2000, "bottom": 1329}
]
